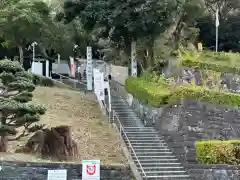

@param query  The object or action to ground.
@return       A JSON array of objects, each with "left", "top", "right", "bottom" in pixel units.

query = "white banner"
[
  {"left": 131, "top": 41, "right": 137, "bottom": 76},
  {"left": 93, "top": 70, "right": 104, "bottom": 101},
  {"left": 82, "top": 160, "right": 100, "bottom": 180},
  {"left": 86, "top": 47, "right": 93, "bottom": 90},
  {"left": 69, "top": 56, "right": 75, "bottom": 77}
]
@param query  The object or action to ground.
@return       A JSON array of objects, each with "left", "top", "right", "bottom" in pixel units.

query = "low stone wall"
[
  {"left": 127, "top": 94, "right": 240, "bottom": 179},
  {"left": 0, "top": 161, "right": 134, "bottom": 180},
  {"left": 128, "top": 95, "right": 240, "bottom": 163},
  {"left": 185, "top": 164, "right": 240, "bottom": 180},
  {"left": 163, "top": 58, "right": 240, "bottom": 93}
]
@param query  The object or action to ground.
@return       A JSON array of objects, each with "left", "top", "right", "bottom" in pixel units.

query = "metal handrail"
[
  {"left": 52, "top": 72, "right": 87, "bottom": 86},
  {"left": 112, "top": 110, "right": 146, "bottom": 177}
]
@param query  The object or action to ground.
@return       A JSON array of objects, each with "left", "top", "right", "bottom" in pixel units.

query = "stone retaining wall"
[
  {"left": 0, "top": 161, "right": 134, "bottom": 180},
  {"left": 185, "top": 164, "right": 240, "bottom": 180},
  {"left": 128, "top": 95, "right": 240, "bottom": 163}
]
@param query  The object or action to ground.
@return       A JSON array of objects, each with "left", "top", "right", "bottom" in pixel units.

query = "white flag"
[{"left": 215, "top": 9, "right": 219, "bottom": 27}]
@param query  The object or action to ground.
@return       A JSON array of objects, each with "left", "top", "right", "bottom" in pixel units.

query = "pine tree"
[{"left": 0, "top": 59, "right": 46, "bottom": 152}]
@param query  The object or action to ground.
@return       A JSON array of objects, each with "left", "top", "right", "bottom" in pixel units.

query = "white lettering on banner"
[
  {"left": 82, "top": 160, "right": 100, "bottom": 180},
  {"left": 86, "top": 47, "right": 93, "bottom": 90},
  {"left": 93, "top": 70, "right": 104, "bottom": 101},
  {"left": 131, "top": 41, "right": 137, "bottom": 76},
  {"left": 47, "top": 170, "right": 67, "bottom": 180}
]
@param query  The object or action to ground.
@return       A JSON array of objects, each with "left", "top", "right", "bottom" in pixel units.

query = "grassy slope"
[{"left": 4, "top": 86, "right": 127, "bottom": 165}]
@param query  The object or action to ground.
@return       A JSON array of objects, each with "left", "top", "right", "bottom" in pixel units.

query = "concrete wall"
[
  {"left": 110, "top": 65, "right": 128, "bottom": 85},
  {"left": 0, "top": 161, "right": 134, "bottom": 180}
]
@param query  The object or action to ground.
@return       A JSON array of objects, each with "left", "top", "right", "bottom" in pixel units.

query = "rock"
[{"left": 24, "top": 126, "right": 78, "bottom": 160}]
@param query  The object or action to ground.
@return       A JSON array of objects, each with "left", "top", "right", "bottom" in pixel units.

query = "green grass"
[
  {"left": 179, "top": 50, "right": 240, "bottom": 74},
  {"left": 125, "top": 76, "right": 240, "bottom": 108}
]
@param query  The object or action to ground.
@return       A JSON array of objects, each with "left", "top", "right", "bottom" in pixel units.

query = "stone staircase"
[{"left": 110, "top": 91, "right": 192, "bottom": 180}]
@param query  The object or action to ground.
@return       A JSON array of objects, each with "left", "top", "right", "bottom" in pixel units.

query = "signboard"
[
  {"left": 131, "top": 41, "right": 137, "bottom": 76},
  {"left": 86, "top": 47, "right": 93, "bottom": 90},
  {"left": 69, "top": 56, "right": 75, "bottom": 77},
  {"left": 82, "top": 160, "right": 100, "bottom": 180},
  {"left": 47, "top": 170, "right": 67, "bottom": 180},
  {"left": 93, "top": 69, "right": 104, "bottom": 101}
]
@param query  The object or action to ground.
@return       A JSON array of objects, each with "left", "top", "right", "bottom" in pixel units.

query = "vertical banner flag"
[
  {"left": 82, "top": 160, "right": 100, "bottom": 180},
  {"left": 131, "top": 41, "right": 137, "bottom": 76},
  {"left": 69, "top": 56, "right": 75, "bottom": 77},
  {"left": 93, "top": 69, "right": 104, "bottom": 101},
  {"left": 86, "top": 46, "right": 93, "bottom": 90}
]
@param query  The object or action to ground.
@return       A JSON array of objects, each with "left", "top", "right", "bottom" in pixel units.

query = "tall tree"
[
  {"left": 0, "top": 0, "right": 49, "bottom": 64},
  {"left": 58, "top": 0, "right": 182, "bottom": 67}
]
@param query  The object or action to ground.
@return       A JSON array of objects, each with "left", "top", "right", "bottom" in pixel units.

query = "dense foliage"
[
  {"left": 125, "top": 76, "right": 240, "bottom": 108},
  {"left": 179, "top": 49, "right": 240, "bottom": 74},
  {"left": 196, "top": 140, "right": 240, "bottom": 165},
  {"left": 0, "top": 60, "right": 46, "bottom": 149}
]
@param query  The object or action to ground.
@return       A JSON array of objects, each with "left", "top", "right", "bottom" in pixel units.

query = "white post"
[
  {"left": 131, "top": 41, "right": 137, "bottom": 76},
  {"left": 31, "top": 42, "right": 37, "bottom": 73},
  {"left": 215, "top": 8, "right": 219, "bottom": 52},
  {"left": 57, "top": 54, "right": 60, "bottom": 71},
  {"left": 46, "top": 60, "right": 49, "bottom": 77},
  {"left": 86, "top": 46, "right": 93, "bottom": 90}
]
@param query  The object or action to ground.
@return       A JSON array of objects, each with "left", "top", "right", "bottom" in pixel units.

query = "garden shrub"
[
  {"left": 196, "top": 140, "right": 240, "bottom": 165},
  {"left": 178, "top": 49, "right": 240, "bottom": 74},
  {"left": 31, "top": 73, "right": 54, "bottom": 87},
  {"left": 125, "top": 77, "right": 240, "bottom": 108}
]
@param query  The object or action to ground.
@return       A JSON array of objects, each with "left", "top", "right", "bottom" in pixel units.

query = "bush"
[
  {"left": 196, "top": 140, "right": 240, "bottom": 165},
  {"left": 125, "top": 77, "right": 171, "bottom": 107},
  {"left": 178, "top": 50, "right": 240, "bottom": 74},
  {"left": 125, "top": 77, "right": 240, "bottom": 107},
  {"left": 32, "top": 74, "right": 54, "bottom": 87}
]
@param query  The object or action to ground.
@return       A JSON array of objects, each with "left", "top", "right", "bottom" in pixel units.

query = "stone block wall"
[
  {"left": 185, "top": 164, "right": 240, "bottom": 180},
  {"left": 0, "top": 161, "right": 134, "bottom": 180},
  {"left": 128, "top": 96, "right": 240, "bottom": 163}
]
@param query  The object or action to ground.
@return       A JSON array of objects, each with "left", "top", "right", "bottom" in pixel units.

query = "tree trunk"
[
  {"left": 39, "top": 45, "right": 48, "bottom": 57},
  {"left": 23, "top": 126, "right": 78, "bottom": 161},
  {"left": 0, "top": 135, "right": 8, "bottom": 152},
  {"left": 18, "top": 45, "right": 24, "bottom": 65}
]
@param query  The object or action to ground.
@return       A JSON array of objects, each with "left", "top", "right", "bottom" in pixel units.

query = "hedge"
[
  {"left": 196, "top": 140, "right": 240, "bottom": 165},
  {"left": 179, "top": 50, "right": 240, "bottom": 74},
  {"left": 31, "top": 74, "right": 72, "bottom": 89},
  {"left": 125, "top": 77, "right": 240, "bottom": 108}
]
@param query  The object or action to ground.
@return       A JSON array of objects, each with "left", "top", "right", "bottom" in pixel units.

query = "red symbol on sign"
[{"left": 86, "top": 165, "right": 96, "bottom": 175}]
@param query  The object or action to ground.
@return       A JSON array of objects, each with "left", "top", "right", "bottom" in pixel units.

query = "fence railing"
[
  {"left": 102, "top": 101, "right": 146, "bottom": 178},
  {"left": 52, "top": 72, "right": 87, "bottom": 90}
]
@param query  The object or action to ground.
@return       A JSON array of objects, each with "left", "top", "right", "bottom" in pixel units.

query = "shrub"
[
  {"left": 178, "top": 50, "right": 240, "bottom": 74},
  {"left": 196, "top": 140, "right": 240, "bottom": 165},
  {"left": 125, "top": 77, "right": 171, "bottom": 107},
  {"left": 0, "top": 60, "right": 46, "bottom": 152},
  {"left": 125, "top": 77, "right": 240, "bottom": 107},
  {"left": 31, "top": 73, "right": 54, "bottom": 87}
]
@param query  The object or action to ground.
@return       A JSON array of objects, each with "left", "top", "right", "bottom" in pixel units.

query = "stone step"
[
  {"left": 142, "top": 174, "right": 190, "bottom": 179},
  {"left": 134, "top": 158, "right": 179, "bottom": 164},
  {"left": 140, "top": 166, "right": 184, "bottom": 171},
  {"left": 132, "top": 151, "right": 173, "bottom": 156},
  {"left": 136, "top": 162, "right": 182, "bottom": 167},
  {"left": 134, "top": 148, "right": 171, "bottom": 152}
]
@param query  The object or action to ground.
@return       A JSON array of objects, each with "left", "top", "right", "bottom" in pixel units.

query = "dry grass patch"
[{"left": 4, "top": 86, "right": 127, "bottom": 165}]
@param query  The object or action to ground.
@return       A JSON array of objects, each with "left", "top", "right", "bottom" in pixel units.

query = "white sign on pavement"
[
  {"left": 82, "top": 160, "right": 100, "bottom": 180},
  {"left": 87, "top": 46, "right": 93, "bottom": 90},
  {"left": 47, "top": 169, "right": 67, "bottom": 180}
]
